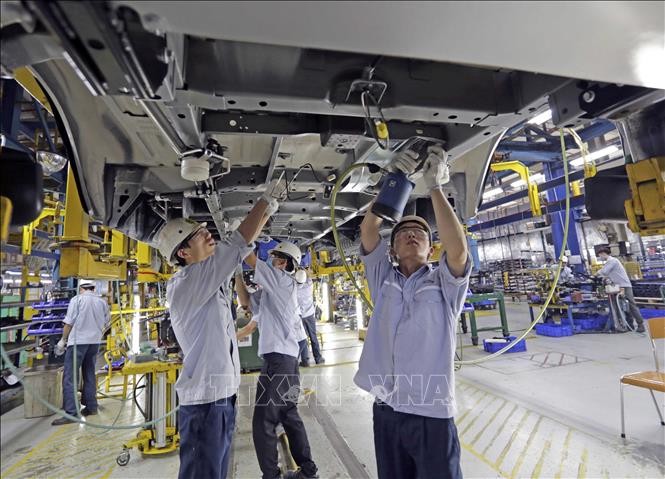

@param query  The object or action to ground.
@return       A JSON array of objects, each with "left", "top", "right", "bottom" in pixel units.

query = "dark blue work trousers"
[
  {"left": 373, "top": 401, "right": 462, "bottom": 479},
  {"left": 178, "top": 395, "right": 237, "bottom": 479},
  {"left": 252, "top": 352, "right": 317, "bottom": 479},
  {"left": 62, "top": 343, "right": 99, "bottom": 415},
  {"left": 301, "top": 314, "right": 323, "bottom": 363}
]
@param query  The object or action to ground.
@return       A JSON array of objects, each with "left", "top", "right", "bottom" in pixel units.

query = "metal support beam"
[
  {"left": 469, "top": 195, "right": 586, "bottom": 232},
  {"left": 479, "top": 168, "right": 586, "bottom": 211}
]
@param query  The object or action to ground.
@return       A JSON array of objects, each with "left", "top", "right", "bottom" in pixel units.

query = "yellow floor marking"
[
  {"left": 481, "top": 404, "right": 519, "bottom": 455},
  {"left": 510, "top": 416, "right": 543, "bottom": 479},
  {"left": 495, "top": 410, "right": 531, "bottom": 468},
  {"left": 577, "top": 448, "right": 589, "bottom": 479},
  {"left": 460, "top": 396, "right": 500, "bottom": 437},
  {"left": 2, "top": 424, "right": 71, "bottom": 475},
  {"left": 555, "top": 428, "right": 573, "bottom": 479},
  {"left": 469, "top": 399, "right": 508, "bottom": 446},
  {"left": 530, "top": 438, "right": 552, "bottom": 479},
  {"left": 460, "top": 439, "right": 509, "bottom": 477},
  {"left": 456, "top": 391, "right": 488, "bottom": 424},
  {"left": 99, "top": 465, "right": 116, "bottom": 479}
]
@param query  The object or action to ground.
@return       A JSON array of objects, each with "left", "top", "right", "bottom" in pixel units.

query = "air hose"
[
  {"left": 0, "top": 335, "right": 178, "bottom": 430},
  {"left": 330, "top": 128, "right": 578, "bottom": 365}
]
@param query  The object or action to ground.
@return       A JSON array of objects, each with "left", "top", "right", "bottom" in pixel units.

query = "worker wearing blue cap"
[{"left": 355, "top": 146, "right": 470, "bottom": 479}]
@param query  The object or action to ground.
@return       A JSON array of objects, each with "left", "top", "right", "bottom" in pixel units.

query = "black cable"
[
  {"left": 361, "top": 91, "right": 389, "bottom": 150},
  {"left": 133, "top": 374, "right": 147, "bottom": 420},
  {"left": 285, "top": 163, "right": 329, "bottom": 200}
]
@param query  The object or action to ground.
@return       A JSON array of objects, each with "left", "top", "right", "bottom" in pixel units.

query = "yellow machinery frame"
[
  {"left": 490, "top": 161, "right": 542, "bottom": 216},
  {"left": 116, "top": 360, "right": 181, "bottom": 465},
  {"left": 624, "top": 157, "right": 665, "bottom": 236}
]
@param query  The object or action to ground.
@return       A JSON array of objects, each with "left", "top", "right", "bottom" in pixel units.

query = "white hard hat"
[
  {"left": 156, "top": 218, "right": 206, "bottom": 264},
  {"left": 269, "top": 241, "right": 302, "bottom": 267},
  {"left": 79, "top": 280, "right": 95, "bottom": 288},
  {"left": 561, "top": 256, "right": 569, "bottom": 263}
]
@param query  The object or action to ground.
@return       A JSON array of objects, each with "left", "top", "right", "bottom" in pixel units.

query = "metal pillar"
[{"left": 545, "top": 162, "right": 584, "bottom": 272}]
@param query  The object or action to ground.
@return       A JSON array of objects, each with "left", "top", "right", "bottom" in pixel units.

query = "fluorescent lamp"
[
  {"left": 511, "top": 173, "right": 545, "bottom": 188},
  {"left": 132, "top": 294, "right": 141, "bottom": 354},
  {"left": 483, "top": 187, "right": 503, "bottom": 199},
  {"left": 355, "top": 296, "right": 364, "bottom": 329},
  {"left": 321, "top": 281, "right": 330, "bottom": 323},
  {"left": 570, "top": 145, "right": 620, "bottom": 167},
  {"left": 528, "top": 109, "right": 552, "bottom": 125},
  {"left": 5, "top": 271, "right": 22, "bottom": 276}
]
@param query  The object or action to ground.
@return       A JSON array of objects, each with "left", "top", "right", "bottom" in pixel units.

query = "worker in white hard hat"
[
  {"left": 545, "top": 256, "right": 573, "bottom": 284},
  {"left": 52, "top": 279, "right": 110, "bottom": 425},
  {"left": 355, "top": 145, "right": 470, "bottom": 479},
  {"left": 294, "top": 269, "right": 324, "bottom": 366},
  {"left": 240, "top": 241, "right": 319, "bottom": 479},
  {"left": 157, "top": 178, "right": 284, "bottom": 479}
]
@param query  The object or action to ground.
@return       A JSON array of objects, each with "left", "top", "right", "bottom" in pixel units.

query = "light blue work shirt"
[
  {"left": 253, "top": 260, "right": 300, "bottom": 358},
  {"left": 167, "top": 231, "right": 252, "bottom": 405},
  {"left": 597, "top": 256, "right": 632, "bottom": 288},
  {"left": 249, "top": 289, "right": 262, "bottom": 323},
  {"left": 64, "top": 291, "right": 110, "bottom": 346},
  {"left": 297, "top": 280, "right": 317, "bottom": 318},
  {"left": 354, "top": 240, "right": 471, "bottom": 419}
]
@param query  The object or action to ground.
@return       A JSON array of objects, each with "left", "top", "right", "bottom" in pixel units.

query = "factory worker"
[
  {"left": 243, "top": 242, "right": 319, "bottom": 479},
  {"left": 295, "top": 270, "right": 324, "bottom": 366},
  {"left": 596, "top": 246, "right": 645, "bottom": 332},
  {"left": 52, "top": 280, "right": 110, "bottom": 425},
  {"left": 355, "top": 145, "right": 470, "bottom": 479},
  {"left": 156, "top": 178, "right": 283, "bottom": 479}
]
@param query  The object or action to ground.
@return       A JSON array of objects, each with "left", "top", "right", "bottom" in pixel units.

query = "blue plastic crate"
[
  {"left": 535, "top": 323, "right": 573, "bottom": 337},
  {"left": 640, "top": 309, "right": 664, "bottom": 319},
  {"left": 573, "top": 318, "right": 599, "bottom": 331},
  {"left": 483, "top": 336, "right": 527, "bottom": 353}
]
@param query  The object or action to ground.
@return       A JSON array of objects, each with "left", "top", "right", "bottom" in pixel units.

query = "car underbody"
[{"left": 2, "top": 1, "right": 663, "bottom": 253}]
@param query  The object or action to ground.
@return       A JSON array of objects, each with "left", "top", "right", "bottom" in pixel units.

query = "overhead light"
[
  {"left": 528, "top": 109, "right": 552, "bottom": 125},
  {"left": 355, "top": 296, "right": 364, "bottom": 329},
  {"left": 482, "top": 187, "right": 503, "bottom": 199},
  {"left": 570, "top": 145, "right": 620, "bottom": 167},
  {"left": 511, "top": 173, "right": 545, "bottom": 188},
  {"left": 36, "top": 151, "right": 68, "bottom": 174},
  {"left": 5, "top": 271, "right": 22, "bottom": 276}
]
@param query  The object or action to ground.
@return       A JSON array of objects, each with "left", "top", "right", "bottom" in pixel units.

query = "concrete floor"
[{"left": 2, "top": 302, "right": 664, "bottom": 478}]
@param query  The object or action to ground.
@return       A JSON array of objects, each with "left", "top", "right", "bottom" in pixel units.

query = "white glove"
[
  {"left": 261, "top": 178, "right": 287, "bottom": 204},
  {"left": 294, "top": 269, "right": 307, "bottom": 284},
  {"left": 392, "top": 149, "right": 420, "bottom": 175},
  {"left": 422, "top": 145, "right": 450, "bottom": 190},
  {"left": 55, "top": 338, "right": 66, "bottom": 356},
  {"left": 265, "top": 198, "right": 279, "bottom": 217}
]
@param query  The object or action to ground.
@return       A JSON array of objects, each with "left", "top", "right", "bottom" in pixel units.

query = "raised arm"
[
  {"left": 235, "top": 269, "right": 251, "bottom": 308},
  {"left": 360, "top": 199, "right": 383, "bottom": 254},
  {"left": 431, "top": 188, "right": 468, "bottom": 277},
  {"left": 244, "top": 250, "right": 258, "bottom": 269},
  {"left": 423, "top": 146, "right": 468, "bottom": 277}
]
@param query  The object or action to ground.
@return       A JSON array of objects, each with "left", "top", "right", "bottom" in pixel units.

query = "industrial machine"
[{"left": 116, "top": 358, "right": 181, "bottom": 466}]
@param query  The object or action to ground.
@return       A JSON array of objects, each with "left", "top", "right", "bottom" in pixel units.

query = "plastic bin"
[
  {"left": 640, "top": 309, "right": 664, "bottom": 319},
  {"left": 483, "top": 336, "right": 526, "bottom": 353},
  {"left": 572, "top": 318, "right": 599, "bottom": 331},
  {"left": 535, "top": 323, "right": 573, "bottom": 337},
  {"left": 23, "top": 365, "right": 62, "bottom": 418}
]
